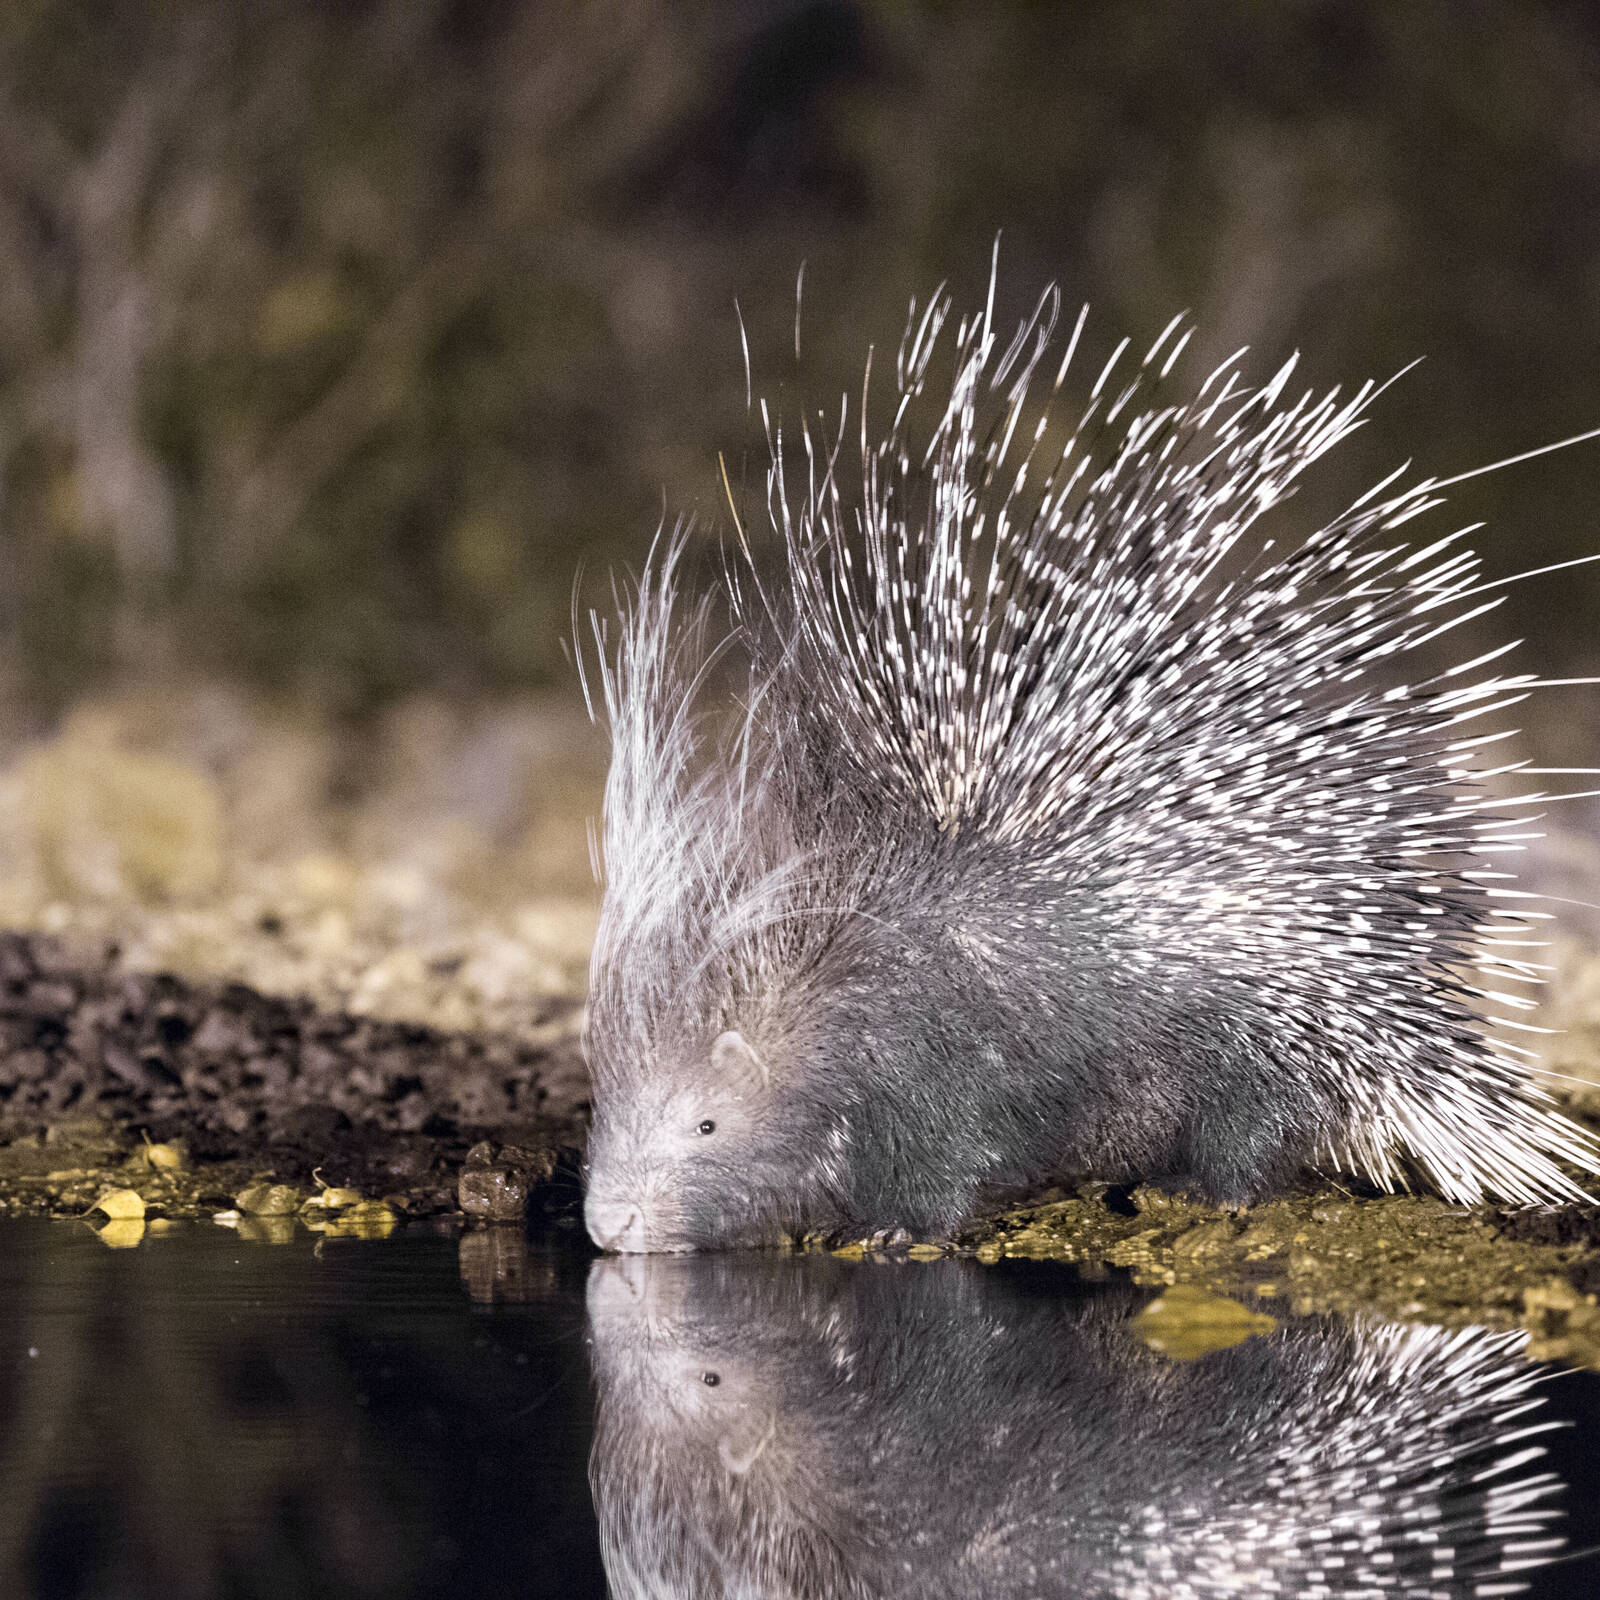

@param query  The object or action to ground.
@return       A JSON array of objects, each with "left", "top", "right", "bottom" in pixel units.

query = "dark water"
[{"left": 2, "top": 1220, "right": 1600, "bottom": 1599}]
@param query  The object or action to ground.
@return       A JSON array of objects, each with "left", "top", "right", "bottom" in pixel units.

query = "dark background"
[{"left": 1, "top": 0, "right": 1597, "bottom": 750}]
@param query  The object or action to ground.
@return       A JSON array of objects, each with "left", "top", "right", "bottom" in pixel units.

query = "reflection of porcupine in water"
[
  {"left": 586, "top": 1256, "right": 1564, "bottom": 1599},
  {"left": 580, "top": 271, "right": 1600, "bottom": 1252}
]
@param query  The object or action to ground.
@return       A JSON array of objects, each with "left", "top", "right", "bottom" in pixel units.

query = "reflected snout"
[
  {"left": 585, "top": 1193, "right": 653, "bottom": 1253},
  {"left": 585, "top": 1251, "right": 655, "bottom": 1321}
]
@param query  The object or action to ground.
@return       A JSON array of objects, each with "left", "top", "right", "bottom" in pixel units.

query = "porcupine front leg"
[
  {"left": 1151, "top": 1128, "right": 1308, "bottom": 1207},
  {"left": 1164, "top": 1074, "right": 1321, "bottom": 1205},
  {"left": 1117, "top": 1017, "right": 1322, "bottom": 1205}
]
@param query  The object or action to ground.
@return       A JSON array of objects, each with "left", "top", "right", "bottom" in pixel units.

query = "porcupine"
[{"left": 580, "top": 272, "right": 1600, "bottom": 1253}]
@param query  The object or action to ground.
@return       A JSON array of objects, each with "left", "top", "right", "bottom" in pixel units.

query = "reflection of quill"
[{"left": 588, "top": 1256, "right": 1564, "bottom": 1599}]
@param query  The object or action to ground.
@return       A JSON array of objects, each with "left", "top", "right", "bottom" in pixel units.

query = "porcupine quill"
[{"left": 580, "top": 257, "right": 1600, "bottom": 1252}]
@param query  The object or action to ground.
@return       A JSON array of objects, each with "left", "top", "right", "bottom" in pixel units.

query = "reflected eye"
[
  {"left": 702, "top": 1371, "right": 721, "bottom": 1387},
  {"left": 697, "top": 1119, "right": 716, "bottom": 1136}
]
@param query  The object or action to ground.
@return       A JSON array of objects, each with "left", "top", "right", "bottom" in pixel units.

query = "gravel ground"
[
  {"left": 0, "top": 687, "right": 601, "bottom": 1223},
  {"left": 0, "top": 929, "right": 589, "bottom": 1220}
]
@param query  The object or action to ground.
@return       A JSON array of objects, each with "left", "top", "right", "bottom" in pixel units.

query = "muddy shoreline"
[{"left": 7, "top": 921, "right": 1600, "bottom": 1363}]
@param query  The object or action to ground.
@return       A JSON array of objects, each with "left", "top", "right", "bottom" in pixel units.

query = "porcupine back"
[{"left": 580, "top": 273, "right": 1600, "bottom": 1251}]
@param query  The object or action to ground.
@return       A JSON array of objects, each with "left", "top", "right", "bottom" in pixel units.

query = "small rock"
[
  {"left": 459, "top": 1160, "right": 531, "bottom": 1223},
  {"left": 1524, "top": 1277, "right": 1585, "bottom": 1316},
  {"left": 235, "top": 1182, "right": 302, "bottom": 1216}
]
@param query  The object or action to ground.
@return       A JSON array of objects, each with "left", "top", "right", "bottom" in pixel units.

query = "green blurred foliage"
[{"left": 0, "top": 0, "right": 1596, "bottom": 727}]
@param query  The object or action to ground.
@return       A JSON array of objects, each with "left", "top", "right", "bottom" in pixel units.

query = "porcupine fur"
[{"left": 580, "top": 271, "right": 1600, "bottom": 1252}]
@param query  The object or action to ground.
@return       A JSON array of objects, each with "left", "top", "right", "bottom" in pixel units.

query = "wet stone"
[
  {"left": 236, "top": 1183, "right": 303, "bottom": 1216},
  {"left": 459, "top": 1141, "right": 558, "bottom": 1223}
]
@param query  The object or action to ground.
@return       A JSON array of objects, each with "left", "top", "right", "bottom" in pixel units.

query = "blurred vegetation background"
[
  {"left": 1, "top": 0, "right": 1597, "bottom": 709},
  {"left": 0, "top": 0, "right": 1599, "bottom": 1019}
]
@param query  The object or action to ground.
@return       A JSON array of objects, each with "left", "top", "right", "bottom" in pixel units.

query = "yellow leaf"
[{"left": 91, "top": 1188, "right": 146, "bottom": 1220}]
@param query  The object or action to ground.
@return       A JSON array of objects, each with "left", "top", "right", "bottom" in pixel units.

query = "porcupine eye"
[{"left": 697, "top": 1119, "right": 716, "bottom": 1136}]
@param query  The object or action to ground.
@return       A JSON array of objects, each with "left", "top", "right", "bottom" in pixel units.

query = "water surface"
[
  {"left": 0, "top": 1220, "right": 603, "bottom": 1599},
  {"left": 3, "top": 1219, "right": 1600, "bottom": 1598}
]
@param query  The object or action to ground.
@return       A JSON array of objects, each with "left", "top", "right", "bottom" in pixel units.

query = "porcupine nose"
[{"left": 585, "top": 1194, "right": 649, "bottom": 1253}]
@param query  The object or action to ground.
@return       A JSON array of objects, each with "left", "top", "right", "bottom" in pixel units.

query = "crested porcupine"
[
  {"left": 587, "top": 1253, "right": 1567, "bottom": 1597},
  {"left": 580, "top": 272, "right": 1600, "bottom": 1252}
]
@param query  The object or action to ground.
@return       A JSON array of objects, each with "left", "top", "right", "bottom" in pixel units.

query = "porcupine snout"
[{"left": 585, "top": 1193, "right": 650, "bottom": 1253}]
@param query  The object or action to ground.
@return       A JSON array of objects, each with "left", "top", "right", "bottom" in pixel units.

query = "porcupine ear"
[{"left": 709, "top": 1031, "right": 767, "bottom": 1097}]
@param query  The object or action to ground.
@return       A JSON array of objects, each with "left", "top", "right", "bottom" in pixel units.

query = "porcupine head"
[{"left": 582, "top": 272, "right": 1600, "bottom": 1253}]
